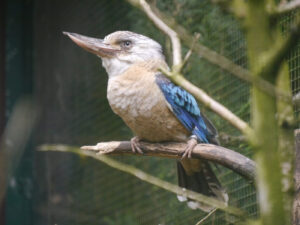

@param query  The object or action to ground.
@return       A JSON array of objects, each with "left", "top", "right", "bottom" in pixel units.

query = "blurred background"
[{"left": 0, "top": 0, "right": 299, "bottom": 224}]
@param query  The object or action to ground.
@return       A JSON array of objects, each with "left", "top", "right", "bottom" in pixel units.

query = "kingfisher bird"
[{"left": 64, "top": 31, "right": 228, "bottom": 211}]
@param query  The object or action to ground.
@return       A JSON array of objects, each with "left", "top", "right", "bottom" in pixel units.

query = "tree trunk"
[
  {"left": 245, "top": 1, "right": 290, "bottom": 224},
  {"left": 293, "top": 130, "right": 300, "bottom": 225}
]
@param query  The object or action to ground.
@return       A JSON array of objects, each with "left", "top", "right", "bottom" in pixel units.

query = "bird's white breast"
[
  {"left": 106, "top": 66, "right": 189, "bottom": 142},
  {"left": 107, "top": 75, "right": 160, "bottom": 118}
]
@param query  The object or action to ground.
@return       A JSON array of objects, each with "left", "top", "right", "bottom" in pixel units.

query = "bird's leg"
[
  {"left": 182, "top": 135, "right": 198, "bottom": 159},
  {"left": 130, "top": 136, "right": 144, "bottom": 154}
]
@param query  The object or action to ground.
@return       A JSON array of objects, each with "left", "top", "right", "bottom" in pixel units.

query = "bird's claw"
[
  {"left": 181, "top": 137, "right": 198, "bottom": 159},
  {"left": 131, "top": 136, "right": 144, "bottom": 154}
]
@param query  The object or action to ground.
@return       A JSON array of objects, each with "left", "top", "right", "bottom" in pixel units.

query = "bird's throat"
[{"left": 102, "top": 58, "right": 131, "bottom": 78}]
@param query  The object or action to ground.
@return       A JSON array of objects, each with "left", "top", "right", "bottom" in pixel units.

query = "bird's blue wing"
[{"left": 155, "top": 74, "right": 213, "bottom": 143}]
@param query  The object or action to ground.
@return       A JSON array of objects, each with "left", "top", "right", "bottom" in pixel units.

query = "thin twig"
[
  {"left": 179, "top": 33, "right": 201, "bottom": 72},
  {"left": 38, "top": 144, "right": 248, "bottom": 218},
  {"left": 195, "top": 208, "right": 218, "bottom": 225}
]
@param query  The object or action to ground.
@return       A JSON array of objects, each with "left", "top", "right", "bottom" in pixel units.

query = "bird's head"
[{"left": 64, "top": 31, "right": 165, "bottom": 78}]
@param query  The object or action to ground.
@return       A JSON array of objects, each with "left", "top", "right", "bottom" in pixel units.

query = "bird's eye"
[{"left": 121, "top": 40, "right": 132, "bottom": 48}]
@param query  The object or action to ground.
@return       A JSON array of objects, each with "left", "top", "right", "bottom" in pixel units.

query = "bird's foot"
[
  {"left": 130, "top": 136, "right": 144, "bottom": 154},
  {"left": 182, "top": 136, "right": 198, "bottom": 159}
]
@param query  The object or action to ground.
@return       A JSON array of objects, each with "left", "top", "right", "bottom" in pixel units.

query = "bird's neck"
[{"left": 102, "top": 58, "right": 169, "bottom": 78}]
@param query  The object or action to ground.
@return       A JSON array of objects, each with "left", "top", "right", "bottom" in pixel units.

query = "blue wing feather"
[{"left": 155, "top": 74, "right": 211, "bottom": 143}]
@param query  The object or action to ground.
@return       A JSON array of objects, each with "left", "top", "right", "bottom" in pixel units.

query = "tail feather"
[{"left": 177, "top": 161, "right": 228, "bottom": 212}]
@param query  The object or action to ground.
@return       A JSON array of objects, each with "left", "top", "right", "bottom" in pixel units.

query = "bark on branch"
[{"left": 81, "top": 141, "right": 256, "bottom": 180}]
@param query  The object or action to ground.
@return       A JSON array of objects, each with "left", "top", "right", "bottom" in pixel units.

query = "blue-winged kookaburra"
[{"left": 64, "top": 31, "right": 228, "bottom": 211}]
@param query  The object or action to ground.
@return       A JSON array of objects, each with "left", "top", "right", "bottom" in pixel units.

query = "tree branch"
[
  {"left": 277, "top": 0, "right": 300, "bottom": 14},
  {"left": 258, "top": 18, "right": 300, "bottom": 79},
  {"left": 79, "top": 141, "right": 256, "bottom": 180},
  {"left": 38, "top": 144, "right": 248, "bottom": 218}
]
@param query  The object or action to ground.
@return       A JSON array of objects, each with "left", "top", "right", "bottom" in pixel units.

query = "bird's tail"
[{"left": 176, "top": 161, "right": 228, "bottom": 212}]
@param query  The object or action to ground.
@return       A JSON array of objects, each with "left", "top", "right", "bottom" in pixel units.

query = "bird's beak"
[{"left": 63, "top": 32, "right": 120, "bottom": 58}]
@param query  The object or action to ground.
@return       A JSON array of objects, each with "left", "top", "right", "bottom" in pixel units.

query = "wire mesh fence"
[{"left": 29, "top": 0, "right": 300, "bottom": 224}]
